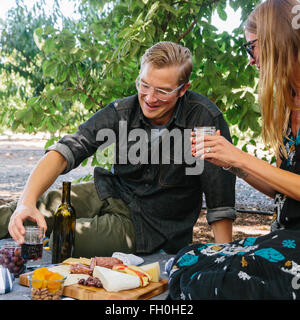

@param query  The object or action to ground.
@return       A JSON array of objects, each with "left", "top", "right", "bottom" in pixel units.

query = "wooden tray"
[{"left": 19, "top": 271, "right": 168, "bottom": 300}]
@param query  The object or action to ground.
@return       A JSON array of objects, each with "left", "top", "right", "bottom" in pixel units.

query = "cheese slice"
[
  {"left": 93, "top": 266, "right": 140, "bottom": 292},
  {"left": 112, "top": 264, "right": 151, "bottom": 287},
  {"left": 64, "top": 273, "right": 90, "bottom": 287},
  {"left": 140, "top": 262, "right": 160, "bottom": 282},
  {"left": 48, "top": 264, "right": 71, "bottom": 278}
]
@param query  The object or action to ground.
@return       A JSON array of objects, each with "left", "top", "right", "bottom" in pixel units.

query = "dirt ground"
[
  {"left": 0, "top": 132, "right": 273, "bottom": 243},
  {"left": 193, "top": 210, "right": 272, "bottom": 243}
]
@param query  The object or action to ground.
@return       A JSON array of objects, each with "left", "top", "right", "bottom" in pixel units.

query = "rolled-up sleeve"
[
  {"left": 200, "top": 113, "right": 237, "bottom": 225},
  {"left": 206, "top": 207, "right": 237, "bottom": 224},
  {"left": 46, "top": 142, "right": 76, "bottom": 174}
]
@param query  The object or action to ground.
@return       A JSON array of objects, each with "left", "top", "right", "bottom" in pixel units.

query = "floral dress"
[
  {"left": 167, "top": 128, "right": 300, "bottom": 300},
  {"left": 272, "top": 126, "right": 300, "bottom": 231}
]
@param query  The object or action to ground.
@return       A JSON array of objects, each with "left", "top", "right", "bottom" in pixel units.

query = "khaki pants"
[{"left": 0, "top": 182, "right": 136, "bottom": 258}]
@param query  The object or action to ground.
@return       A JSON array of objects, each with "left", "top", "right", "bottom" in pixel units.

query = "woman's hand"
[{"left": 191, "top": 130, "right": 245, "bottom": 169}]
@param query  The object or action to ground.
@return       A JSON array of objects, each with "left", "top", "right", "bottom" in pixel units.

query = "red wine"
[{"left": 21, "top": 243, "right": 43, "bottom": 260}]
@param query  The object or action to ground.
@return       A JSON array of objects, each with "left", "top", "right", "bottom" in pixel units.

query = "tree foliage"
[{"left": 0, "top": 0, "right": 266, "bottom": 161}]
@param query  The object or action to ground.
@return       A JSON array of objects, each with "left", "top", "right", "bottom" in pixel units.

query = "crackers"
[{"left": 62, "top": 257, "right": 91, "bottom": 266}]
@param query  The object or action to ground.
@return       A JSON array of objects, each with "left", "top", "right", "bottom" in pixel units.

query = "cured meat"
[
  {"left": 90, "top": 257, "right": 123, "bottom": 270},
  {"left": 70, "top": 263, "right": 93, "bottom": 276}
]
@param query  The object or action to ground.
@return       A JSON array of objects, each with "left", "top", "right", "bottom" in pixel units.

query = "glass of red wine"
[{"left": 21, "top": 226, "right": 44, "bottom": 266}]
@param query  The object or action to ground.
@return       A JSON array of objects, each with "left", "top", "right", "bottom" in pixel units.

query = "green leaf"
[
  {"left": 43, "top": 38, "right": 56, "bottom": 54},
  {"left": 33, "top": 27, "right": 44, "bottom": 50},
  {"left": 27, "top": 97, "right": 40, "bottom": 107},
  {"left": 231, "top": 135, "right": 239, "bottom": 146},
  {"left": 42, "top": 60, "right": 58, "bottom": 77},
  {"left": 145, "top": 1, "right": 160, "bottom": 20},
  {"left": 15, "top": 109, "right": 27, "bottom": 121},
  {"left": 44, "top": 137, "right": 57, "bottom": 149},
  {"left": 249, "top": 139, "right": 256, "bottom": 146},
  {"left": 242, "top": 143, "right": 248, "bottom": 153},
  {"left": 217, "top": 6, "right": 228, "bottom": 21},
  {"left": 160, "top": 3, "right": 178, "bottom": 16},
  {"left": 244, "top": 91, "right": 255, "bottom": 105}
]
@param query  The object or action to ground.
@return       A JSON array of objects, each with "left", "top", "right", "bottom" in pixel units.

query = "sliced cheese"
[
  {"left": 48, "top": 264, "right": 90, "bottom": 287},
  {"left": 93, "top": 266, "right": 140, "bottom": 292},
  {"left": 64, "top": 273, "right": 89, "bottom": 287},
  {"left": 140, "top": 262, "right": 160, "bottom": 282},
  {"left": 112, "top": 264, "right": 150, "bottom": 287},
  {"left": 48, "top": 264, "right": 71, "bottom": 278}
]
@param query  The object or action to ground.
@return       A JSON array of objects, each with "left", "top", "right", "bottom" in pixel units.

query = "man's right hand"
[{"left": 8, "top": 204, "right": 47, "bottom": 245}]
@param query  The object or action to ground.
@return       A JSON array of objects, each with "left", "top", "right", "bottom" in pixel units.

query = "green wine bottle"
[{"left": 52, "top": 181, "right": 76, "bottom": 264}]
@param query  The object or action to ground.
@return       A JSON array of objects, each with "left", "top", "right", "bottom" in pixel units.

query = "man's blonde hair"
[{"left": 141, "top": 41, "right": 193, "bottom": 86}]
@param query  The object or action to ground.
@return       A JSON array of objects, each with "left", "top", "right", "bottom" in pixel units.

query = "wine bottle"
[{"left": 52, "top": 181, "right": 76, "bottom": 264}]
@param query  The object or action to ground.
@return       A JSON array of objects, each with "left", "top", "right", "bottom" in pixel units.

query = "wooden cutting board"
[{"left": 19, "top": 270, "right": 169, "bottom": 300}]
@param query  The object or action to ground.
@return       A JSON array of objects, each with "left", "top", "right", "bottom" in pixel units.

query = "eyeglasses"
[
  {"left": 136, "top": 76, "right": 184, "bottom": 102},
  {"left": 242, "top": 39, "right": 258, "bottom": 59}
]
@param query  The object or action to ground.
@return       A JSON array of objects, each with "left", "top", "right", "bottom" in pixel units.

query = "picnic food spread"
[
  {"left": 62, "top": 256, "right": 158, "bottom": 290},
  {"left": 19, "top": 253, "right": 166, "bottom": 300}
]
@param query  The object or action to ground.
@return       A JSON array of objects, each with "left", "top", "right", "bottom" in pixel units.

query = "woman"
[{"left": 167, "top": 0, "right": 300, "bottom": 300}]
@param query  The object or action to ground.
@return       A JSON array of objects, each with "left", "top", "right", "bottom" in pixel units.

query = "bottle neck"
[{"left": 61, "top": 182, "right": 71, "bottom": 204}]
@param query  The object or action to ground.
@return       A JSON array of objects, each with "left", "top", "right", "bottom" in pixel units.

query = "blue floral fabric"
[
  {"left": 167, "top": 230, "right": 300, "bottom": 300},
  {"left": 272, "top": 127, "right": 300, "bottom": 230},
  {"left": 167, "top": 128, "right": 300, "bottom": 300}
]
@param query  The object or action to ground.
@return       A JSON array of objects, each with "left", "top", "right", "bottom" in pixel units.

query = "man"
[{"left": 1, "top": 41, "right": 236, "bottom": 257}]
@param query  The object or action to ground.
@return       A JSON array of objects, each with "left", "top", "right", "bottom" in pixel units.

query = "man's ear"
[{"left": 179, "top": 82, "right": 190, "bottom": 97}]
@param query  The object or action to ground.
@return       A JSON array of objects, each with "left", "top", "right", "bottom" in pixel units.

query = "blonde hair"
[
  {"left": 245, "top": 0, "right": 300, "bottom": 158},
  {"left": 141, "top": 41, "right": 193, "bottom": 86}
]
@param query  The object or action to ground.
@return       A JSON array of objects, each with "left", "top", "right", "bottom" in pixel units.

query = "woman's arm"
[
  {"left": 192, "top": 132, "right": 299, "bottom": 200},
  {"left": 241, "top": 158, "right": 282, "bottom": 199},
  {"left": 237, "top": 151, "right": 300, "bottom": 201},
  {"left": 243, "top": 173, "right": 277, "bottom": 199}
]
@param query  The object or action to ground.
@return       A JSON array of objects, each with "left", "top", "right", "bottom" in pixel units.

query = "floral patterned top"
[{"left": 272, "top": 126, "right": 300, "bottom": 231}]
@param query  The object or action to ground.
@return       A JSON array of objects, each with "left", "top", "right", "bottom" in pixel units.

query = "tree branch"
[
  {"left": 76, "top": 84, "right": 103, "bottom": 108},
  {"left": 177, "top": 18, "right": 198, "bottom": 42},
  {"left": 177, "top": 0, "right": 223, "bottom": 42}
]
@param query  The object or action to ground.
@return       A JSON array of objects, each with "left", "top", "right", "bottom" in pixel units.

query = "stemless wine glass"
[
  {"left": 21, "top": 226, "right": 44, "bottom": 264},
  {"left": 193, "top": 126, "right": 216, "bottom": 137}
]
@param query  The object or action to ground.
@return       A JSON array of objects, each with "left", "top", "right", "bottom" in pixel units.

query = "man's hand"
[{"left": 8, "top": 204, "right": 47, "bottom": 244}]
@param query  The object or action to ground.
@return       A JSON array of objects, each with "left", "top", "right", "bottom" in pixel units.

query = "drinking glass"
[
  {"left": 192, "top": 126, "right": 216, "bottom": 158},
  {"left": 0, "top": 240, "right": 26, "bottom": 277},
  {"left": 21, "top": 226, "right": 44, "bottom": 263},
  {"left": 193, "top": 126, "right": 216, "bottom": 137}
]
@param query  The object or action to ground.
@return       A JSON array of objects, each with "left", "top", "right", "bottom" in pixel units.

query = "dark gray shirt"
[{"left": 48, "top": 91, "right": 236, "bottom": 253}]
